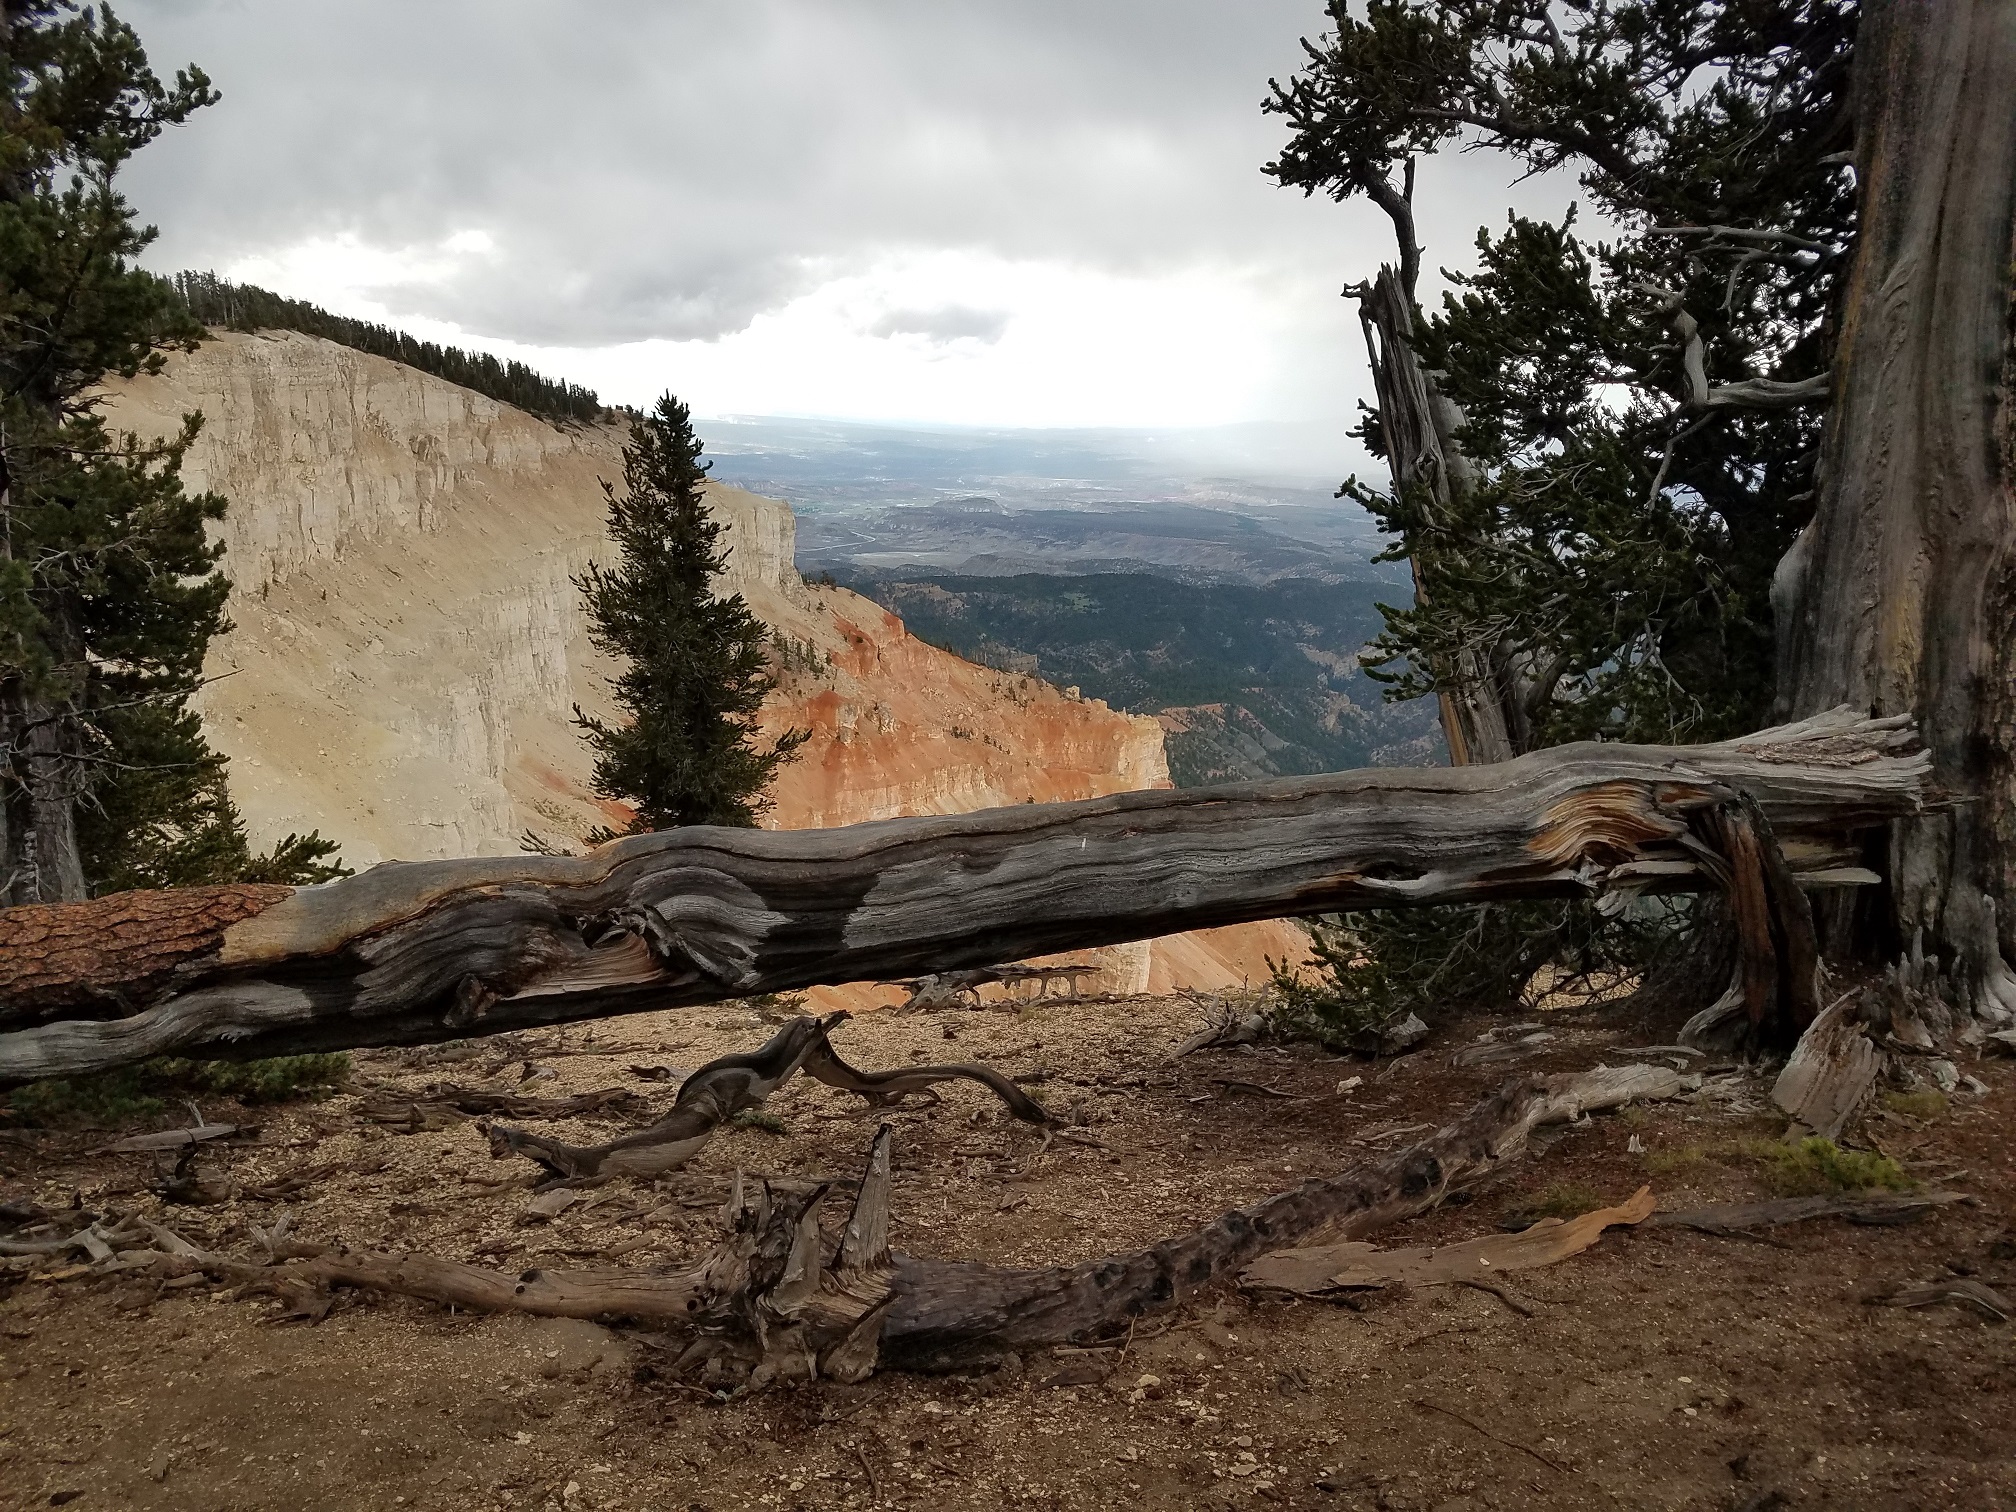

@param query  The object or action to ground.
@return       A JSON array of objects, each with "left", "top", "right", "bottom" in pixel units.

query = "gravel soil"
[{"left": 3, "top": 994, "right": 2012, "bottom": 1512}]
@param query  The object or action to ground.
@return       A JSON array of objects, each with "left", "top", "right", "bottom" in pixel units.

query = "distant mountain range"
[{"left": 703, "top": 413, "right": 1399, "bottom": 586}]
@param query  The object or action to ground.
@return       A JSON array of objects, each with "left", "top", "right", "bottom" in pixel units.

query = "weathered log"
[
  {"left": 0, "top": 710, "right": 1926, "bottom": 1083},
  {"left": 139, "top": 1063, "right": 1687, "bottom": 1381}
]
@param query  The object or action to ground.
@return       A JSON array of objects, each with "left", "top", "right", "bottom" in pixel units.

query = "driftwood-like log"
[
  {"left": 0, "top": 710, "right": 1925, "bottom": 1084},
  {"left": 138, "top": 1063, "right": 1686, "bottom": 1381}
]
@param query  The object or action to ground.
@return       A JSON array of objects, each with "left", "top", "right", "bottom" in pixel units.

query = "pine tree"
[
  {"left": 574, "top": 396, "right": 805, "bottom": 834},
  {"left": 1260, "top": 2, "right": 1859, "bottom": 1032},
  {"left": 1, "top": 2, "right": 343, "bottom": 900},
  {"left": 1267, "top": 0, "right": 1854, "bottom": 755}
]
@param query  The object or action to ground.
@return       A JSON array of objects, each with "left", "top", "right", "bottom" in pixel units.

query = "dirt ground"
[{"left": 3, "top": 992, "right": 2012, "bottom": 1512}]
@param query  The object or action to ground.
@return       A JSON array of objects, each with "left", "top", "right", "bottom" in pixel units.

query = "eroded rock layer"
[{"left": 99, "top": 331, "right": 1306, "bottom": 996}]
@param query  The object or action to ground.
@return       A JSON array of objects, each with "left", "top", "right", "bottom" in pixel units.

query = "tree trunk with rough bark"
[
  {"left": 1776, "top": 0, "right": 2016, "bottom": 1020},
  {"left": 0, "top": 710, "right": 1925, "bottom": 1083},
  {"left": 1358, "top": 266, "right": 1523, "bottom": 765}
]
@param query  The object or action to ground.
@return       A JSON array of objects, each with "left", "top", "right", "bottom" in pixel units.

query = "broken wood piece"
[
  {"left": 242, "top": 1162, "right": 342, "bottom": 1201},
  {"left": 1866, "top": 1277, "right": 2010, "bottom": 1322},
  {"left": 0, "top": 710, "right": 1928, "bottom": 1082},
  {"left": 93, "top": 1124, "right": 239, "bottom": 1154},
  {"left": 523, "top": 1189, "right": 584, "bottom": 1221},
  {"left": 1450, "top": 1032, "right": 1553, "bottom": 1068},
  {"left": 484, "top": 1015, "right": 841, "bottom": 1183},
  {"left": 1772, "top": 996, "right": 1882, "bottom": 1140},
  {"left": 422, "top": 1085, "right": 652, "bottom": 1120},
  {"left": 1651, "top": 1191, "right": 1966, "bottom": 1235},
  {"left": 1208, "top": 1078, "right": 1300, "bottom": 1100},
  {"left": 1239, "top": 1187, "right": 1656, "bottom": 1297},
  {"left": 483, "top": 1012, "right": 1054, "bottom": 1187},
  {"left": 801, "top": 1035, "right": 1056, "bottom": 1125}
]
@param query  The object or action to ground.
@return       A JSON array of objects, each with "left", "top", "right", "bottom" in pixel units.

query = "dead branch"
[
  {"left": 134, "top": 1063, "right": 1688, "bottom": 1382},
  {"left": 482, "top": 1012, "right": 1050, "bottom": 1185}
]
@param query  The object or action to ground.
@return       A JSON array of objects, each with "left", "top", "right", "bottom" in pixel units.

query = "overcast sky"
[{"left": 119, "top": 1, "right": 1569, "bottom": 465}]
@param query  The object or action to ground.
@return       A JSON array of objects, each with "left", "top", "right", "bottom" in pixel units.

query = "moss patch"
[
  {"left": 1746, "top": 1137, "right": 1911, "bottom": 1197},
  {"left": 1880, "top": 1089, "right": 1949, "bottom": 1121},
  {"left": 730, "top": 1108, "right": 788, "bottom": 1136},
  {"left": 1642, "top": 1143, "right": 1712, "bottom": 1178}
]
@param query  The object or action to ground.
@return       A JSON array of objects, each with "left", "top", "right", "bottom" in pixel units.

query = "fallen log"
[
  {"left": 0, "top": 709, "right": 1925, "bottom": 1083},
  {"left": 137, "top": 1063, "right": 1688, "bottom": 1380}
]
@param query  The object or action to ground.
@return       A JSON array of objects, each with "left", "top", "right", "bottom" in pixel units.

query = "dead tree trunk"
[
  {"left": 1358, "top": 265, "right": 1522, "bottom": 766},
  {"left": 141, "top": 1063, "right": 1686, "bottom": 1382},
  {"left": 0, "top": 711, "right": 1924, "bottom": 1083},
  {"left": 1775, "top": 0, "right": 2016, "bottom": 1020}
]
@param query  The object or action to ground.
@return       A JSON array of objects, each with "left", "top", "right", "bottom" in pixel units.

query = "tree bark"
[
  {"left": 1776, "top": 0, "right": 2016, "bottom": 1019},
  {"left": 1358, "top": 266, "right": 1522, "bottom": 765},
  {"left": 0, "top": 710, "right": 1924, "bottom": 1084}
]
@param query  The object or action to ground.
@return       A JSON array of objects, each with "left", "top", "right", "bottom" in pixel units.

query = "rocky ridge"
[{"left": 99, "top": 331, "right": 1304, "bottom": 998}]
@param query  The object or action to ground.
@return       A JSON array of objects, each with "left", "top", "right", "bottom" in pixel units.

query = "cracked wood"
[{"left": 0, "top": 709, "right": 1926, "bottom": 1083}]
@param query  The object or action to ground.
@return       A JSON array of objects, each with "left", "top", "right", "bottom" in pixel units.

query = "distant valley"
[
  {"left": 838, "top": 570, "right": 1440, "bottom": 782},
  {"left": 701, "top": 415, "right": 1444, "bottom": 781}
]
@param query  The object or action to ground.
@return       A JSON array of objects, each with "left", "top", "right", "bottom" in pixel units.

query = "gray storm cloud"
[
  {"left": 868, "top": 306, "right": 1010, "bottom": 344},
  {"left": 113, "top": 0, "right": 1405, "bottom": 346}
]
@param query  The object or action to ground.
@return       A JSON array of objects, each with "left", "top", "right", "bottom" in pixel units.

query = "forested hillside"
[{"left": 843, "top": 570, "right": 1442, "bottom": 782}]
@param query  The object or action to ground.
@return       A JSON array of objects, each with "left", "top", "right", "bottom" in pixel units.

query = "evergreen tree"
[
  {"left": 574, "top": 396, "right": 805, "bottom": 834},
  {"left": 1260, "top": 2, "right": 1858, "bottom": 1030},
  {"left": 1267, "top": 0, "right": 1854, "bottom": 752},
  {"left": 1, "top": 2, "right": 342, "bottom": 900}
]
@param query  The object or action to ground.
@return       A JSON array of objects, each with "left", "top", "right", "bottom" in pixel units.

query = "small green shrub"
[
  {"left": 1268, "top": 899, "right": 1676, "bottom": 1051},
  {"left": 1642, "top": 1143, "right": 1711, "bottom": 1177},
  {"left": 1, "top": 1054, "right": 350, "bottom": 1128},
  {"left": 1880, "top": 1089, "right": 1948, "bottom": 1120},
  {"left": 1747, "top": 1137, "right": 1910, "bottom": 1197},
  {"left": 730, "top": 1109, "right": 788, "bottom": 1136}
]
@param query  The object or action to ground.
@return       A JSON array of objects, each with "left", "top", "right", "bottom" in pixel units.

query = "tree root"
[
  {"left": 481, "top": 1011, "right": 1054, "bottom": 1184},
  {"left": 137, "top": 1062, "right": 1687, "bottom": 1384}
]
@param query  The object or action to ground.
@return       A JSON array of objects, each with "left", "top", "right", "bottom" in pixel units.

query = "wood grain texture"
[{"left": 0, "top": 710, "right": 1925, "bottom": 1084}]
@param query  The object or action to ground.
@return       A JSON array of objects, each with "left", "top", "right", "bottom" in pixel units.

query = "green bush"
[
  {"left": 1268, "top": 899, "right": 1673, "bottom": 1050},
  {"left": 1749, "top": 1137, "right": 1911, "bottom": 1197},
  {"left": 1879, "top": 1089, "right": 1948, "bottom": 1120}
]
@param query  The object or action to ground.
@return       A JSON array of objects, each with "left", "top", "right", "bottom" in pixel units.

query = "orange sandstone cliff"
[{"left": 99, "top": 331, "right": 1307, "bottom": 1000}]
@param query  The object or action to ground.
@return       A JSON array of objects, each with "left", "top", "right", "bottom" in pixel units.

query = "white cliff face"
[
  {"left": 97, "top": 332, "right": 830, "bottom": 862},
  {"left": 97, "top": 331, "right": 1300, "bottom": 996}
]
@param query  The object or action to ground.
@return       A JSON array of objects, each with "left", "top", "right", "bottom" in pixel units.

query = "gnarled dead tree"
[
  {"left": 0, "top": 709, "right": 1926, "bottom": 1083},
  {"left": 131, "top": 1062, "right": 1686, "bottom": 1383}
]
